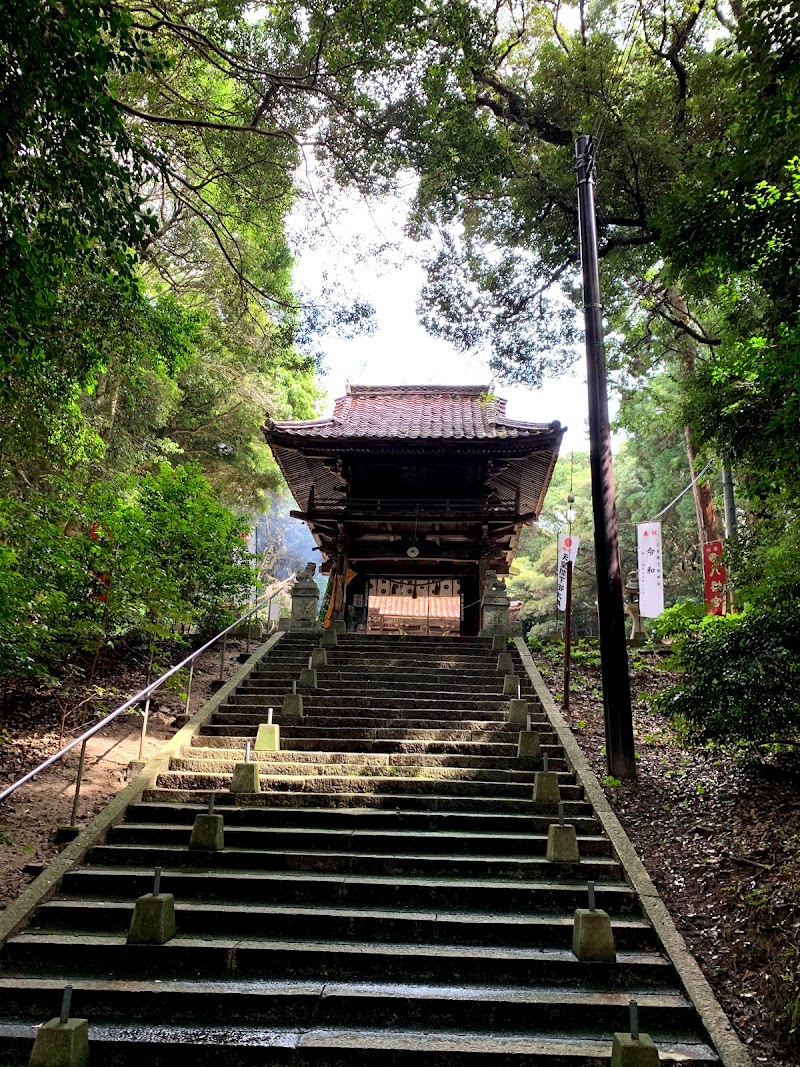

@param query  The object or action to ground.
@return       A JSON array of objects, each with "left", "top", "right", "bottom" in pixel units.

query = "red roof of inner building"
[
  {"left": 266, "top": 385, "right": 559, "bottom": 441},
  {"left": 369, "top": 595, "right": 462, "bottom": 619}
]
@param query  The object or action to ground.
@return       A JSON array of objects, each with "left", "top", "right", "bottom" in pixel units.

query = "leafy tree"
[
  {"left": 0, "top": 0, "right": 159, "bottom": 391},
  {"left": 0, "top": 464, "right": 253, "bottom": 678}
]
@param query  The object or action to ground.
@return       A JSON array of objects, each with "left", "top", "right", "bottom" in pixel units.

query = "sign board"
[
  {"left": 267, "top": 600, "right": 281, "bottom": 623},
  {"left": 702, "top": 540, "right": 727, "bottom": 615},
  {"left": 556, "top": 533, "right": 580, "bottom": 611},
  {"left": 637, "top": 521, "right": 664, "bottom": 618}
]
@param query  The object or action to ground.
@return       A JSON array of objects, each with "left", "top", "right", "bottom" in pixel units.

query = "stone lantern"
[
  {"left": 624, "top": 571, "right": 647, "bottom": 644},
  {"left": 281, "top": 563, "right": 321, "bottom": 632}
]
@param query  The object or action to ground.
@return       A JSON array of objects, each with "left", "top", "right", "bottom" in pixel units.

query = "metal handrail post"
[
  {"left": 219, "top": 633, "right": 227, "bottom": 680},
  {"left": 138, "top": 697, "right": 151, "bottom": 761},
  {"left": 184, "top": 663, "right": 194, "bottom": 717},
  {"left": 69, "top": 740, "right": 88, "bottom": 827}
]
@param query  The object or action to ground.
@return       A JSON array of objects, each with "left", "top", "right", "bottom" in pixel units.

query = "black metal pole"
[
  {"left": 575, "top": 134, "right": 636, "bottom": 778},
  {"left": 563, "top": 558, "right": 573, "bottom": 711}
]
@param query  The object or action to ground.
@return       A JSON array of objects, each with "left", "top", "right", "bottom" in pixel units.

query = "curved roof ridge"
[{"left": 266, "top": 384, "right": 563, "bottom": 442}]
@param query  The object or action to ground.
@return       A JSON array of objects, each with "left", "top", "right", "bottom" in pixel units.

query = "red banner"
[{"left": 702, "top": 540, "right": 727, "bottom": 615}]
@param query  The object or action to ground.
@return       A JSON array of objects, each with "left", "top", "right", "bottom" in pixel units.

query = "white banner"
[
  {"left": 637, "top": 521, "right": 664, "bottom": 617},
  {"left": 556, "top": 533, "right": 580, "bottom": 612}
]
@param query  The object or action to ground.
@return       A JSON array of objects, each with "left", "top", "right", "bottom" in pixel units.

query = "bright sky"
[{"left": 290, "top": 181, "right": 593, "bottom": 452}]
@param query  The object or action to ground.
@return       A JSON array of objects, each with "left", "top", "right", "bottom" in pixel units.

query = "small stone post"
[
  {"left": 517, "top": 730, "right": 541, "bottom": 758},
  {"left": 502, "top": 673, "right": 519, "bottom": 696},
  {"left": 533, "top": 753, "right": 561, "bottom": 808},
  {"left": 573, "top": 880, "right": 616, "bottom": 962},
  {"left": 610, "top": 1001, "right": 660, "bottom": 1066},
  {"left": 28, "top": 986, "right": 89, "bottom": 1067},
  {"left": 255, "top": 719, "right": 280, "bottom": 752},
  {"left": 282, "top": 692, "right": 304, "bottom": 718},
  {"left": 546, "top": 802, "right": 580, "bottom": 863},
  {"left": 230, "top": 742, "right": 260, "bottom": 793},
  {"left": 298, "top": 666, "right": 318, "bottom": 689},
  {"left": 189, "top": 792, "right": 224, "bottom": 851},
  {"left": 127, "top": 868, "right": 176, "bottom": 945},
  {"left": 496, "top": 651, "right": 514, "bottom": 674},
  {"left": 507, "top": 698, "right": 529, "bottom": 724}
]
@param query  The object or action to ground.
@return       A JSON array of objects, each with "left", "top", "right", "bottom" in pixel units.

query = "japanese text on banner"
[
  {"left": 637, "top": 521, "right": 664, "bottom": 618},
  {"left": 556, "top": 533, "right": 580, "bottom": 612},
  {"left": 702, "top": 540, "right": 727, "bottom": 615}
]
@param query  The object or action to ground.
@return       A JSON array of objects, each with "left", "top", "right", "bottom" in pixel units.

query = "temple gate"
[{"left": 264, "top": 385, "right": 563, "bottom": 635}]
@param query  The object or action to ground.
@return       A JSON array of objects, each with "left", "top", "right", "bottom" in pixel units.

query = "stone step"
[
  {"left": 183, "top": 745, "right": 562, "bottom": 770},
  {"left": 215, "top": 709, "right": 514, "bottom": 725},
  {"left": 153, "top": 770, "right": 583, "bottom": 799},
  {"left": 192, "top": 736, "right": 534, "bottom": 756},
  {"left": 106, "top": 823, "right": 614, "bottom": 858},
  {"left": 244, "top": 670, "right": 533, "bottom": 687},
  {"left": 167, "top": 756, "right": 556, "bottom": 780},
  {"left": 125, "top": 802, "right": 603, "bottom": 835},
  {"left": 227, "top": 694, "right": 523, "bottom": 711},
  {"left": 82, "top": 843, "right": 622, "bottom": 882},
  {"left": 141, "top": 788, "right": 595, "bottom": 816},
  {"left": 200, "top": 725, "right": 529, "bottom": 741},
  {"left": 28, "top": 899, "right": 652, "bottom": 949},
  {"left": 198, "top": 728, "right": 534, "bottom": 746},
  {"left": 244, "top": 675, "right": 535, "bottom": 691},
  {"left": 4, "top": 932, "right": 673, "bottom": 989},
  {"left": 0, "top": 975, "right": 699, "bottom": 1033},
  {"left": 238, "top": 683, "right": 529, "bottom": 700},
  {"left": 54, "top": 866, "right": 637, "bottom": 912},
  {"left": 0, "top": 1022, "right": 720, "bottom": 1066}
]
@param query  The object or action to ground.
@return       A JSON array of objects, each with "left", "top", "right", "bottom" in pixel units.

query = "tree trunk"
[{"left": 670, "top": 286, "right": 720, "bottom": 547}]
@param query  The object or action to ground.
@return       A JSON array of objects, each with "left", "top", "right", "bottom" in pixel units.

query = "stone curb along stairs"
[{"left": 0, "top": 632, "right": 752, "bottom": 1066}]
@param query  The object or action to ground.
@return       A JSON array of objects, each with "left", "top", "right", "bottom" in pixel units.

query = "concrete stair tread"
[
  {"left": 114, "top": 822, "right": 608, "bottom": 844},
  {"left": 0, "top": 1021, "right": 720, "bottom": 1061},
  {"left": 34, "top": 899, "right": 651, "bottom": 928},
  {"left": 141, "top": 787, "right": 594, "bottom": 812},
  {"left": 60, "top": 866, "right": 634, "bottom": 893},
  {"left": 88, "top": 843, "right": 619, "bottom": 866},
  {"left": 167, "top": 761, "right": 551, "bottom": 780},
  {"left": 184, "top": 748, "right": 544, "bottom": 766},
  {"left": 7, "top": 931, "right": 667, "bottom": 967},
  {"left": 126, "top": 802, "right": 596, "bottom": 821},
  {"left": 0, "top": 974, "right": 689, "bottom": 1005},
  {"left": 123, "top": 804, "right": 602, "bottom": 834}
]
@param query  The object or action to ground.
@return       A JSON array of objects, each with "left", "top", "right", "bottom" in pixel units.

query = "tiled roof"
[{"left": 266, "top": 385, "right": 559, "bottom": 441}]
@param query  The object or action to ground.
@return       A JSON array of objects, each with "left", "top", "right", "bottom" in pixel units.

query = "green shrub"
[
  {"left": 0, "top": 464, "right": 254, "bottom": 678},
  {"left": 652, "top": 605, "right": 800, "bottom": 750}
]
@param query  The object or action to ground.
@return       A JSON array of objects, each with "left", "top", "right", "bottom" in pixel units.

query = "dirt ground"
[
  {"left": 537, "top": 640, "right": 800, "bottom": 1067},
  {"left": 0, "top": 636, "right": 254, "bottom": 907},
  {"left": 1, "top": 635, "right": 798, "bottom": 1064}
]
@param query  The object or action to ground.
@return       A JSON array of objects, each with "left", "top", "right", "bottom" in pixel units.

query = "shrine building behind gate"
[{"left": 263, "top": 385, "right": 564, "bottom": 635}]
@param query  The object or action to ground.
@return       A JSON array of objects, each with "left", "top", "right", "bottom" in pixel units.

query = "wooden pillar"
[
  {"left": 460, "top": 571, "right": 480, "bottom": 636},
  {"left": 332, "top": 525, "right": 348, "bottom": 624}
]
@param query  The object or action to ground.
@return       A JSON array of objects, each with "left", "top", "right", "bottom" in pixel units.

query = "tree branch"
[{"left": 109, "top": 96, "right": 298, "bottom": 145}]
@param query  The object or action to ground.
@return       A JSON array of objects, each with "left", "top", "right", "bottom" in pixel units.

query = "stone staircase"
[{"left": 0, "top": 632, "right": 739, "bottom": 1064}]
